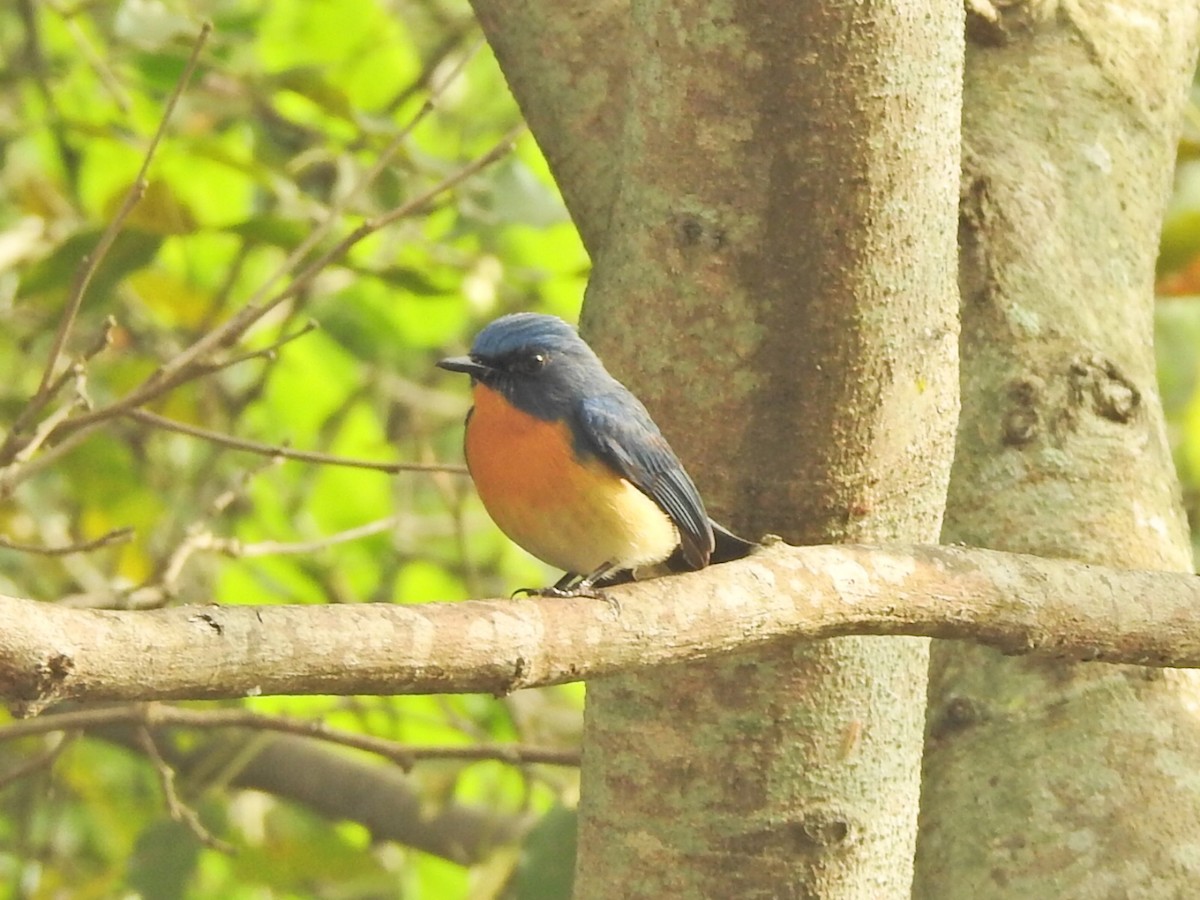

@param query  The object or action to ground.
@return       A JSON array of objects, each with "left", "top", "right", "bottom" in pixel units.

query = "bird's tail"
[
  {"left": 658, "top": 519, "right": 756, "bottom": 573},
  {"left": 598, "top": 519, "right": 759, "bottom": 588},
  {"left": 710, "top": 520, "right": 757, "bottom": 564}
]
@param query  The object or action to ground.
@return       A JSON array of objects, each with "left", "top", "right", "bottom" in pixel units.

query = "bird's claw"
[{"left": 512, "top": 584, "right": 621, "bottom": 614}]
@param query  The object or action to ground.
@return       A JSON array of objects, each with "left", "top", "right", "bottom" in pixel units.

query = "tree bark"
[
  {"left": 913, "top": 1, "right": 1200, "bottom": 895},
  {"left": 571, "top": 0, "right": 962, "bottom": 896}
]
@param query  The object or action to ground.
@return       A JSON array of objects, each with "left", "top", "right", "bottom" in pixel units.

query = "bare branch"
[
  {"left": 237, "top": 37, "right": 485, "bottom": 318},
  {"left": 0, "top": 704, "right": 579, "bottom": 769},
  {"left": 0, "top": 731, "right": 74, "bottom": 790},
  {"left": 2, "top": 543, "right": 1200, "bottom": 710},
  {"left": 40, "top": 189, "right": 145, "bottom": 393},
  {"left": 0, "top": 526, "right": 134, "bottom": 557},
  {"left": 202, "top": 318, "right": 319, "bottom": 370},
  {"left": 0, "top": 318, "right": 117, "bottom": 488},
  {"left": 0, "top": 429, "right": 92, "bottom": 500},
  {"left": 383, "top": 29, "right": 481, "bottom": 115},
  {"left": 136, "top": 723, "right": 233, "bottom": 852},
  {"left": 10, "top": 394, "right": 83, "bottom": 465},
  {"left": 34, "top": 23, "right": 211, "bottom": 398},
  {"left": 152, "top": 731, "right": 530, "bottom": 863},
  {"left": 0, "top": 23, "right": 210, "bottom": 475},
  {"left": 230, "top": 517, "right": 398, "bottom": 557},
  {"left": 43, "top": 0, "right": 133, "bottom": 111},
  {"left": 139, "top": 526, "right": 222, "bottom": 608},
  {"left": 36, "top": 126, "right": 523, "bottom": 450},
  {"left": 126, "top": 409, "right": 469, "bottom": 475}
]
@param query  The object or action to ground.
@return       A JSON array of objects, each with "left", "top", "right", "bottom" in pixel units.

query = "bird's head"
[{"left": 437, "top": 313, "right": 607, "bottom": 417}]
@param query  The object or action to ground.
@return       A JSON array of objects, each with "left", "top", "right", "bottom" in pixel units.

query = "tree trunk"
[
  {"left": 913, "top": 2, "right": 1200, "bottom": 896},
  {"left": 560, "top": 1, "right": 963, "bottom": 896}
]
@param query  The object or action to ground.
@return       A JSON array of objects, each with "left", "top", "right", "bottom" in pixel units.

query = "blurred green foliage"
[
  {"left": 1158, "top": 81, "right": 1200, "bottom": 560},
  {"left": 0, "top": 0, "right": 587, "bottom": 896},
  {"left": 3, "top": 1, "right": 1200, "bottom": 897}
]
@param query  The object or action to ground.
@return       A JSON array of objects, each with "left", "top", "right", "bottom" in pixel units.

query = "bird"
[{"left": 437, "top": 312, "right": 754, "bottom": 598}]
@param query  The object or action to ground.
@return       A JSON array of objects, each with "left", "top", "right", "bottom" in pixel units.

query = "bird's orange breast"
[{"left": 463, "top": 384, "right": 678, "bottom": 576}]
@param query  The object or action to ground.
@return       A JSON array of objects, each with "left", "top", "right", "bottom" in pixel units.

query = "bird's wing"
[{"left": 576, "top": 393, "right": 714, "bottom": 569}]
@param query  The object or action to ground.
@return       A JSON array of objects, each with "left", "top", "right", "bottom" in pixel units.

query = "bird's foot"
[{"left": 512, "top": 583, "right": 621, "bottom": 613}]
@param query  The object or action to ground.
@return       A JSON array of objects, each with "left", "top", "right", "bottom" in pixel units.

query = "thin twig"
[
  {"left": 41, "top": 126, "right": 524, "bottom": 447},
  {"left": 250, "top": 35, "right": 483, "bottom": 308},
  {"left": 0, "top": 526, "right": 134, "bottom": 557},
  {"left": 136, "top": 724, "right": 234, "bottom": 852},
  {"left": 152, "top": 124, "right": 526, "bottom": 388},
  {"left": 84, "top": 315, "right": 119, "bottom": 359},
  {"left": 0, "top": 705, "right": 581, "bottom": 770},
  {"left": 2, "top": 319, "right": 116, "bottom": 471},
  {"left": 0, "top": 732, "right": 75, "bottom": 791},
  {"left": 150, "top": 527, "right": 219, "bottom": 604},
  {"left": 34, "top": 22, "right": 211, "bottom": 399},
  {"left": 230, "top": 516, "right": 399, "bottom": 557},
  {"left": 126, "top": 409, "right": 469, "bottom": 474},
  {"left": 0, "top": 22, "right": 211, "bottom": 474},
  {"left": 45, "top": 0, "right": 133, "bottom": 111},
  {"left": 12, "top": 396, "right": 82, "bottom": 464},
  {"left": 120, "top": 517, "right": 415, "bottom": 607},
  {"left": 2, "top": 320, "right": 117, "bottom": 469},
  {"left": 304, "top": 124, "right": 526, "bottom": 281},
  {"left": 37, "top": 190, "right": 146, "bottom": 397},
  {"left": 0, "top": 429, "right": 91, "bottom": 500},
  {"left": 117, "top": 455, "right": 286, "bottom": 611},
  {"left": 382, "top": 28, "right": 479, "bottom": 116},
  {"left": 202, "top": 319, "right": 319, "bottom": 370}
]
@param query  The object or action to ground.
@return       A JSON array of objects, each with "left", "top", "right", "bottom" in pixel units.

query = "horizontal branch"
[
  {"left": 0, "top": 703, "right": 578, "bottom": 769},
  {"left": 0, "top": 525, "right": 134, "bottom": 556},
  {"left": 2, "top": 542, "right": 1197, "bottom": 709}
]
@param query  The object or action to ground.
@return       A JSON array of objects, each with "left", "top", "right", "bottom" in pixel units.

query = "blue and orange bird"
[{"left": 438, "top": 313, "right": 753, "bottom": 597}]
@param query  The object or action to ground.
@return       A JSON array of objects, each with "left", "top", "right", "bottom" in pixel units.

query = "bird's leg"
[
  {"left": 554, "top": 572, "right": 585, "bottom": 593},
  {"left": 552, "top": 565, "right": 622, "bottom": 612},
  {"left": 514, "top": 566, "right": 622, "bottom": 612},
  {"left": 512, "top": 572, "right": 581, "bottom": 598}
]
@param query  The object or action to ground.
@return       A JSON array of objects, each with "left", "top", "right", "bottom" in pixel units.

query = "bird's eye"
[{"left": 511, "top": 352, "right": 548, "bottom": 376}]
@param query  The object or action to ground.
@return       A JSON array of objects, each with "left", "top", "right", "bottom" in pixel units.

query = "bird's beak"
[{"left": 437, "top": 355, "right": 490, "bottom": 378}]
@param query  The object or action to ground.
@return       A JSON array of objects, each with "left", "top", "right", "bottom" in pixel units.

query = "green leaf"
[
  {"left": 1158, "top": 209, "right": 1200, "bottom": 276},
  {"left": 125, "top": 819, "right": 203, "bottom": 900},
  {"left": 19, "top": 229, "right": 162, "bottom": 301},
  {"left": 371, "top": 265, "right": 445, "bottom": 295},
  {"left": 481, "top": 159, "right": 570, "bottom": 229},
  {"left": 511, "top": 805, "right": 577, "bottom": 900},
  {"left": 229, "top": 215, "right": 313, "bottom": 250},
  {"left": 272, "top": 67, "right": 358, "bottom": 122}
]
